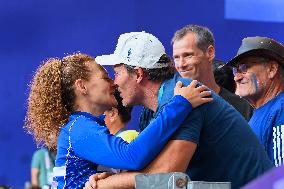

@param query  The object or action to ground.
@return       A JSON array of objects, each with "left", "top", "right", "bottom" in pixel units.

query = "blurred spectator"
[
  {"left": 213, "top": 59, "right": 236, "bottom": 93},
  {"left": 104, "top": 90, "right": 138, "bottom": 143},
  {"left": 0, "top": 185, "right": 13, "bottom": 189},
  {"left": 25, "top": 185, "right": 41, "bottom": 189},
  {"left": 31, "top": 148, "right": 56, "bottom": 188}
]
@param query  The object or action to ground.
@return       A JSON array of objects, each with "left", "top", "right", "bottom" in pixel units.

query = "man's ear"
[
  {"left": 134, "top": 67, "right": 144, "bottom": 83},
  {"left": 267, "top": 61, "right": 279, "bottom": 79},
  {"left": 74, "top": 79, "right": 88, "bottom": 95},
  {"left": 206, "top": 45, "right": 215, "bottom": 62}
]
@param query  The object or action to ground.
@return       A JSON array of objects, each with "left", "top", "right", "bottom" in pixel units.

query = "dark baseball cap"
[{"left": 227, "top": 36, "right": 284, "bottom": 66}]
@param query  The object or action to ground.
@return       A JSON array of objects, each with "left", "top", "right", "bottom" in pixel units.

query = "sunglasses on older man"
[
  {"left": 231, "top": 58, "right": 270, "bottom": 76},
  {"left": 231, "top": 64, "right": 247, "bottom": 76}
]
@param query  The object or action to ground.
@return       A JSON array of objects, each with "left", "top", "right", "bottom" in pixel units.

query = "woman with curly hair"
[{"left": 24, "top": 53, "right": 212, "bottom": 189}]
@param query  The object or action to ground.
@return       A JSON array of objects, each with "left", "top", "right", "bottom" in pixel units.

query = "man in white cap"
[
  {"left": 227, "top": 36, "right": 284, "bottom": 167},
  {"left": 86, "top": 32, "right": 273, "bottom": 189}
]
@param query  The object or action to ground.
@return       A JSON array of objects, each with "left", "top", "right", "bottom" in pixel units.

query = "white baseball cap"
[{"left": 95, "top": 31, "right": 168, "bottom": 69}]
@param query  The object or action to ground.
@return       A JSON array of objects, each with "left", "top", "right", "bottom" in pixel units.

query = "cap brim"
[
  {"left": 226, "top": 49, "right": 284, "bottom": 67},
  {"left": 95, "top": 54, "right": 124, "bottom": 66},
  {"left": 226, "top": 51, "right": 254, "bottom": 67}
]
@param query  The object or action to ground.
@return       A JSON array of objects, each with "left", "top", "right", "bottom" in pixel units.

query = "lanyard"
[{"left": 158, "top": 82, "right": 165, "bottom": 104}]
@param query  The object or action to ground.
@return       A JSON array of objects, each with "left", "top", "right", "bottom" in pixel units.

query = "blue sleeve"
[
  {"left": 171, "top": 107, "right": 203, "bottom": 144},
  {"left": 170, "top": 92, "right": 220, "bottom": 143},
  {"left": 71, "top": 95, "right": 193, "bottom": 170}
]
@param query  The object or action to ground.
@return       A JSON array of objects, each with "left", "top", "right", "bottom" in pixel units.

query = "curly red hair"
[{"left": 24, "top": 53, "right": 96, "bottom": 149}]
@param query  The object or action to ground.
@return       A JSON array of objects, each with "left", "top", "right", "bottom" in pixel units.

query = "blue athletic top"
[
  {"left": 139, "top": 73, "right": 274, "bottom": 189},
  {"left": 53, "top": 95, "right": 193, "bottom": 189},
  {"left": 249, "top": 91, "right": 284, "bottom": 167}
]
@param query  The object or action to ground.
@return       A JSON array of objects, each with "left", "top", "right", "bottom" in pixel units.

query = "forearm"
[
  {"left": 120, "top": 95, "right": 193, "bottom": 168},
  {"left": 31, "top": 168, "right": 39, "bottom": 186},
  {"left": 142, "top": 140, "right": 193, "bottom": 174},
  {"left": 96, "top": 171, "right": 138, "bottom": 189},
  {"left": 95, "top": 140, "right": 196, "bottom": 189}
]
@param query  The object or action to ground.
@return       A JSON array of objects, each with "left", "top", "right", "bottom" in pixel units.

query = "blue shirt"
[
  {"left": 54, "top": 95, "right": 193, "bottom": 189},
  {"left": 249, "top": 91, "right": 284, "bottom": 166},
  {"left": 139, "top": 73, "right": 273, "bottom": 189}
]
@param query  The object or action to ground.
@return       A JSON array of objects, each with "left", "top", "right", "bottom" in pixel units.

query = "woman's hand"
[{"left": 174, "top": 80, "right": 213, "bottom": 108}]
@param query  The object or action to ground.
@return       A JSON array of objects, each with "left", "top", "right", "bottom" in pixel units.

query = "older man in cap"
[{"left": 227, "top": 36, "right": 284, "bottom": 167}]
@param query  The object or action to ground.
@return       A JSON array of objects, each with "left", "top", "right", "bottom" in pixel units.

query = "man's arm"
[
  {"left": 31, "top": 150, "right": 41, "bottom": 186},
  {"left": 31, "top": 168, "right": 39, "bottom": 186},
  {"left": 143, "top": 140, "right": 196, "bottom": 173},
  {"left": 89, "top": 140, "right": 196, "bottom": 189}
]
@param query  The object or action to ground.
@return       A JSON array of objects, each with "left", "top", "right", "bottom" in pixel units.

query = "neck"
[
  {"left": 140, "top": 80, "right": 162, "bottom": 112},
  {"left": 75, "top": 98, "right": 105, "bottom": 116},
  {"left": 250, "top": 80, "right": 284, "bottom": 109},
  {"left": 203, "top": 76, "right": 221, "bottom": 93},
  {"left": 108, "top": 121, "right": 125, "bottom": 135},
  {"left": 199, "top": 70, "right": 220, "bottom": 93}
]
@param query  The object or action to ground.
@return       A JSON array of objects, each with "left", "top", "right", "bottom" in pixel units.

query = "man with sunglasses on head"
[{"left": 227, "top": 36, "right": 284, "bottom": 167}]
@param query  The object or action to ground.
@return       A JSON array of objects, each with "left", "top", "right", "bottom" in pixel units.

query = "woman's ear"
[{"left": 74, "top": 79, "right": 88, "bottom": 95}]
